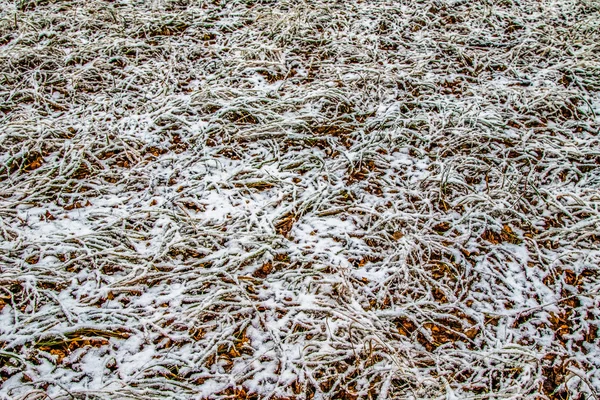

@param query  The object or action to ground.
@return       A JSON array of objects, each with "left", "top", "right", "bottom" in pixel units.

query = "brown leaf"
[
  {"left": 274, "top": 212, "right": 297, "bottom": 237},
  {"left": 482, "top": 224, "right": 522, "bottom": 245},
  {"left": 253, "top": 261, "right": 273, "bottom": 278},
  {"left": 432, "top": 222, "right": 451, "bottom": 233},
  {"left": 392, "top": 231, "right": 404, "bottom": 240}
]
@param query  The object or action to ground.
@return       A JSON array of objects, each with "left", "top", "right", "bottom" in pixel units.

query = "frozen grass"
[{"left": 1, "top": 0, "right": 599, "bottom": 398}]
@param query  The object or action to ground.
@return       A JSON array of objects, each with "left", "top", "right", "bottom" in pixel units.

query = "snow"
[{"left": 1, "top": 0, "right": 599, "bottom": 399}]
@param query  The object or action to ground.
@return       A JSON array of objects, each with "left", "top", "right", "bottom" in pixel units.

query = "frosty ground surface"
[{"left": 1, "top": 0, "right": 600, "bottom": 398}]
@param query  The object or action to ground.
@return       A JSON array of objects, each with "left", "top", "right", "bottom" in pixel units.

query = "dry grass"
[{"left": 1, "top": 0, "right": 600, "bottom": 399}]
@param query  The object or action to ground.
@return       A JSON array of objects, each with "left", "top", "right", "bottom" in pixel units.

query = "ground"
[{"left": 1, "top": 0, "right": 600, "bottom": 399}]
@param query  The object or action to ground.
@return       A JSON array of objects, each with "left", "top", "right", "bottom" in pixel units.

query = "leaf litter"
[{"left": 1, "top": 0, "right": 600, "bottom": 399}]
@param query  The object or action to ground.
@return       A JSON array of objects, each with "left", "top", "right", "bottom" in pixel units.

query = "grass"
[{"left": 0, "top": 0, "right": 600, "bottom": 399}]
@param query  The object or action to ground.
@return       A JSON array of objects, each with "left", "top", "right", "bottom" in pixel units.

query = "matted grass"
[{"left": 1, "top": 0, "right": 599, "bottom": 399}]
